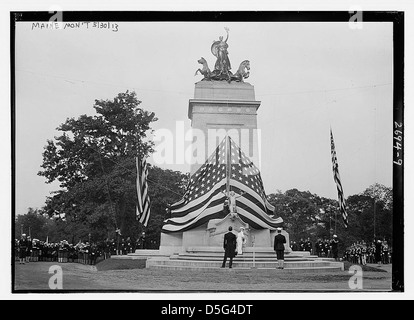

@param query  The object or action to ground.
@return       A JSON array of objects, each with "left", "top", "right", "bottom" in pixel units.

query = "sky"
[{"left": 13, "top": 20, "right": 394, "bottom": 216}]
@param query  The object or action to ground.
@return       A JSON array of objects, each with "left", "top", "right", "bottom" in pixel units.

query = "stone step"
[
  {"left": 118, "top": 248, "right": 343, "bottom": 272},
  {"left": 186, "top": 247, "right": 314, "bottom": 257},
  {"left": 125, "top": 249, "right": 170, "bottom": 259},
  {"left": 176, "top": 251, "right": 318, "bottom": 258},
  {"left": 131, "top": 249, "right": 167, "bottom": 256},
  {"left": 146, "top": 258, "right": 340, "bottom": 269},
  {"left": 187, "top": 246, "right": 313, "bottom": 253},
  {"left": 186, "top": 246, "right": 301, "bottom": 253},
  {"left": 147, "top": 264, "right": 343, "bottom": 273},
  {"left": 125, "top": 252, "right": 319, "bottom": 262},
  {"left": 172, "top": 254, "right": 317, "bottom": 262},
  {"left": 112, "top": 255, "right": 149, "bottom": 260}
]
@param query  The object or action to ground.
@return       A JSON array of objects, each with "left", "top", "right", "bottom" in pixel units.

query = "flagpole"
[
  {"left": 252, "top": 235, "right": 256, "bottom": 269},
  {"left": 226, "top": 135, "right": 231, "bottom": 195},
  {"left": 330, "top": 127, "right": 348, "bottom": 229},
  {"left": 329, "top": 213, "right": 332, "bottom": 239},
  {"left": 373, "top": 200, "right": 376, "bottom": 240}
]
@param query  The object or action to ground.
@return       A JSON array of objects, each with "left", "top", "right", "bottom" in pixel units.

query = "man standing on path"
[
  {"left": 274, "top": 227, "right": 286, "bottom": 269},
  {"left": 375, "top": 239, "right": 382, "bottom": 264},
  {"left": 18, "top": 234, "right": 28, "bottom": 265},
  {"left": 330, "top": 235, "right": 339, "bottom": 261},
  {"left": 305, "top": 237, "right": 313, "bottom": 255},
  {"left": 221, "top": 226, "right": 237, "bottom": 269}
]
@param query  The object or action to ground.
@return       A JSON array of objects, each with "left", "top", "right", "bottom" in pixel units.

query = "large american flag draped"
[
  {"left": 136, "top": 156, "right": 151, "bottom": 227},
  {"left": 162, "top": 136, "right": 283, "bottom": 233},
  {"left": 330, "top": 128, "right": 348, "bottom": 228}
]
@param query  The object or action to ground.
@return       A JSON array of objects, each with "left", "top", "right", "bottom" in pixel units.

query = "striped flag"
[
  {"left": 330, "top": 128, "right": 348, "bottom": 228},
  {"left": 228, "top": 137, "right": 281, "bottom": 229},
  {"left": 136, "top": 157, "right": 151, "bottom": 227},
  {"left": 162, "top": 137, "right": 282, "bottom": 233}
]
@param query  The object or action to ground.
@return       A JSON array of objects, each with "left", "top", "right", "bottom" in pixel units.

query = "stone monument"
[
  {"left": 188, "top": 81, "right": 260, "bottom": 175},
  {"left": 159, "top": 28, "right": 288, "bottom": 255}
]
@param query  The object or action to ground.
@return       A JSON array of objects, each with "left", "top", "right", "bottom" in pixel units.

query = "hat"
[{"left": 333, "top": 234, "right": 337, "bottom": 238}]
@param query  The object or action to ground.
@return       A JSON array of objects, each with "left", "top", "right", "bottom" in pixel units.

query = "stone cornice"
[{"left": 188, "top": 99, "right": 261, "bottom": 120}]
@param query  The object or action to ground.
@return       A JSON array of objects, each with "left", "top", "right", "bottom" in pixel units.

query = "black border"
[
  {"left": 391, "top": 12, "right": 404, "bottom": 292},
  {"left": 10, "top": 10, "right": 404, "bottom": 295},
  {"left": 10, "top": 10, "right": 16, "bottom": 295}
]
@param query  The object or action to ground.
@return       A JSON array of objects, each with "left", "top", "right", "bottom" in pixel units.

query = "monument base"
[{"left": 159, "top": 214, "right": 291, "bottom": 255}]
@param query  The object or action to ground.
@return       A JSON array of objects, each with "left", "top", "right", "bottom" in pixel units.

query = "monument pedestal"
[
  {"left": 159, "top": 217, "right": 291, "bottom": 255},
  {"left": 159, "top": 80, "right": 289, "bottom": 255},
  {"left": 188, "top": 81, "right": 261, "bottom": 174}
]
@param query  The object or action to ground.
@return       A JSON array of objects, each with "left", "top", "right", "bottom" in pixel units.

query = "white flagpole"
[
  {"left": 226, "top": 135, "right": 230, "bottom": 195},
  {"left": 251, "top": 235, "right": 256, "bottom": 269}
]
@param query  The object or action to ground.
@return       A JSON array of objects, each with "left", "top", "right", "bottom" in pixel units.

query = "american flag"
[
  {"left": 162, "top": 137, "right": 283, "bottom": 233},
  {"left": 330, "top": 128, "right": 348, "bottom": 228},
  {"left": 136, "top": 156, "right": 151, "bottom": 227}
]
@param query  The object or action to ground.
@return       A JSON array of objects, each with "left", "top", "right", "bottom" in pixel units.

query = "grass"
[
  {"left": 342, "top": 261, "right": 387, "bottom": 272},
  {"left": 13, "top": 260, "right": 392, "bottom": 291}
]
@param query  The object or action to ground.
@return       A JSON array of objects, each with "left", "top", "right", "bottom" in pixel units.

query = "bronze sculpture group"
[{"left": 195, "top": 27, "right": 250, "bottom": 83}]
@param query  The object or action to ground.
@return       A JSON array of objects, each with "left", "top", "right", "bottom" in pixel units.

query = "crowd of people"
[
  {"left": 343, "top": 239, "right": 392, "bottom": 265},
  {"left": 290, "top": 236, "right": 340, "bottom": 260},
  {"left": 289, "top": 235, "right": 392, "bottom": 265},
  {"left": 15, "top": 233, "right": 147, "bottom": 265}
]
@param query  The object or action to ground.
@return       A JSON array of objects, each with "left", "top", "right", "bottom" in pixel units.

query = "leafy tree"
[
  {"left": 269, "top": 184, "right": 392, "bottom": 254},
  {"left": 268, "top": 189, "right": 320, "bottom": 240},
  {"left": 39, "top": 91, "right": 156, "bottom": 188},
  {"left": 14, "top": 208, "right": 50, "bottom": 240},
  {"left": 38, "top": 91, "right": 158, "bottom": 242},
  {"left": 313, "top": 197, "right": 341, "bottom": 240},
  {"left": 362, "top": 183, "right": 393, "bottom": 243},
  {"left": 363, "top": 183, "right": 393, "bottom": 210},
  {"left": 142, "top": 166, "right": 188, "bottom": 248},
  {"left": 347, "top": 183, "right": 393, "bottom": 244}
]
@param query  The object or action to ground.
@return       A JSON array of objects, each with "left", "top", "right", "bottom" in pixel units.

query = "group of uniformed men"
[
  {"left": 290, "top": 236, "right": 340, "bottom": 260},
  {"left": 343, "top": 239, "right": 392, "bottom": 265},
  {"left": 15, "top": 233, "right": 147, "bottom": 265}
]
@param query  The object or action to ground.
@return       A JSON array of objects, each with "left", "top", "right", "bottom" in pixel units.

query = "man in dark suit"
[
  {"left": 299, "top": 238, "right": 305, "bottom": 251},
  {"left": 330, "top": 235, "right": 339, "bottom": 261},
  {"left": 221, "top": 226, "right": 237, "bottom": 269},
  {"left": 375, "top": 239, "right": 382, "bottom": 264},
  {"left": 18, "top": 234, "right": 28, "bottom": 265},
  {"left": 274, "top": 227, "right": 286, "bottom": 269},
  {"left": 305, "top": 237, "right": 313, "bottom": 254}
]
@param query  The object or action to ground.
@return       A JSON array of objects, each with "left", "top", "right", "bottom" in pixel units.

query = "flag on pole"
[
  {"left": 136, "top": 157, "right": 151, "bottom": 227},
  {"left": 162, "top": 136, "right": 282, "bottom": 233},
  {"left": 228, "top": 137, "right": 279, "bottom": 229},
  {"left": 162, "top": 139, "right": 227, "bottom": 233},
  {"left": 330, "top": 128, "right": 348, "bottom": 228}
]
